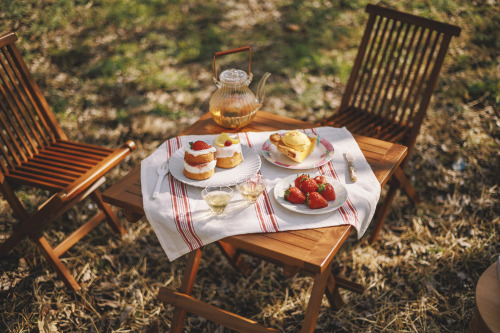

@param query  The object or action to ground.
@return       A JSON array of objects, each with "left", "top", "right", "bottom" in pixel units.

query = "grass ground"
[{"left": 0, "top": 0, "right": 498, "bottom": 332}]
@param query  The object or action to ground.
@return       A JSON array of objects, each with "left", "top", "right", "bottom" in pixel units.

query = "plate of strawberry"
[{"left": 273, "top": 174, "right": 348, "bottom": 214}]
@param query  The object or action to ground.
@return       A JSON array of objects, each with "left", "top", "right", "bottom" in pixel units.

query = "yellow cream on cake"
[
  {"left": 282, "top": 131, "right": 311, "bottom": 152},
  {"left": 269, "top": 131, "right": 316, "bottom": 163}
]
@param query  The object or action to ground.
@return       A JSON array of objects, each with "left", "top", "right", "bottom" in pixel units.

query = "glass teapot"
[{"left": 209, "top": 46, "right": 270, "bottom": 129}]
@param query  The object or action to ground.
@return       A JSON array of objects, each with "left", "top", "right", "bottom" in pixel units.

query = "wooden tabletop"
[{"left": 102, "top": 111, "right": 407, "bottom": 274}]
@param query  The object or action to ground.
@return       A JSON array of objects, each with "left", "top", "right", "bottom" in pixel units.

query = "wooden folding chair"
[
  {"left": 320, "top": 4, "right": 461, "bottom": 243},
  {"left": 0, "top": 32, "right": 136, "bottom": 291}
]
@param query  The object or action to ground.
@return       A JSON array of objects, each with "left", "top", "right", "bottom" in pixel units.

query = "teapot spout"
[{"left": 255, "top": 72, "right": 271, "bottom": 105}]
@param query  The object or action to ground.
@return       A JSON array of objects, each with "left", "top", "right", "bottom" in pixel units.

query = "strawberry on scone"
[{"left": 183, "top": 140, "right": 217, "bottom": 180}]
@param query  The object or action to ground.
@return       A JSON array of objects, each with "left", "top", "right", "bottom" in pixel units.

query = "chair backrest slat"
[
  {"left": 389, "top": 24, "right": 422, "bottom": 122},
  {"left": 402, "top": 30, "right": 439, "bottom": 124},
  {"left": 339, "top": 4, "right": 460, "bottom": 147},
  {"left": 0, "top": 59, "right": 40, "bottom": 159},
  {"left": 1, "top": 48, "right": 52, "bottom": 149},
  {"left": 367, "top": 18, "right": 406, "bottom": 116},
  {"left": 0, "top": 32, "right": 67, "bottom": 174},
  {"left": 0, "top": 104, "right": 24, "bottom": 167},
  {"left": 375, "top": 21, "right": 410, "bottom": 118},
  {"left": 362, "top": 16, "right": 398, "bottom": 112},
  {"left": 352, "top": 14, "right": 388, "bottom": 109}
]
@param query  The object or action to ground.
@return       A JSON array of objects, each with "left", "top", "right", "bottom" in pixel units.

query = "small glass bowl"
[
  {"left": 236, "top": 174, "right": 267, "bottom": 204},
  {"left": 201, "top": 186, "right": 233, "bottom": 214}
]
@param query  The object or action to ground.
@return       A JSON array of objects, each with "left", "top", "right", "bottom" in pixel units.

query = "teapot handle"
[{"left": 213, "top": 46, "right": 251, "bottom": 81}]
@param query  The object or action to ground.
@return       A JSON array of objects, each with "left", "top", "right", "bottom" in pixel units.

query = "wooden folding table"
[{"left": 102, "top": 111, "right": 407, "bottom": 332}]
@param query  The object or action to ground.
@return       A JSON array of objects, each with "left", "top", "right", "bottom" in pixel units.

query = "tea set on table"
[{"left": 154, "top": 46, "right": 353, "bottom": 215}]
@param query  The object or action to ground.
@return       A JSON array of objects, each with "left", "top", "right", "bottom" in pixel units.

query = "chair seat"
[
  {"left": 324, "top": 107, "right": 411, "bottom": 144},
  {"left": 6, "top": 139, "right": 117, "bottom": 192}
]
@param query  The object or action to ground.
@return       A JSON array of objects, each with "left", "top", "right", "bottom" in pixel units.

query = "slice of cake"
[
  {"left": 269, "top": 130, "right": 316, "bottom": 163},
  {"left": 184, "top": 141, "right": 217, "bottom": 180},
  {"left": 214, "top": 133, "right": 243, "bottom": 169}
]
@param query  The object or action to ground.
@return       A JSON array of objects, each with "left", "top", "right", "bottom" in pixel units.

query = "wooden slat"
[
  {"left": 53, "top": 211, "right": 106, "bottom": 258},
  {"left": 392, "top": 25, "right": 425, "bottom": 122},
  {"left": 0, "top": 50, "right": 48, "bottom": 149},
  {"left": 158, "top": 288, "right": 279, "bottom": 333},
  {"left": 13, "top": 165, "right": 78, "bottom": 183},
  {"left": 53, "top": 140, "right": 114, "bottom": 155},
  {"left": 377, "top": 22, "right": 411, "bottom": 119},
  {"left": 359, "top": 15, "right": 390, "bottom": 111},
  {"left": 0, "top": 62, "right": 43, "bottom": 156},
  {"left": 26, "top": 158, "right": 88, "bottom": 174},
  {"left": 37, "top": 150, "right": 100, "bottom": 166},
  {"left": 5, "top": 40, "right": 67, "bottom": 140},
  {"left": 48, "top": 146, "right": 106, "bottom": 161},
  {"left": 351, "top": 14, "right": 381, "bottom": 110},
  {"left": 2, "top": 46, "right": 54, "bottom": 147},
  {"left": 366, "top": 4, "right": 461, "bottom": 36},
  {"left": 7, "top": 169, "right": 71, "bottom": 189},
  {"left": 102, "top": 166, "right": 145, "bottom": 216}
]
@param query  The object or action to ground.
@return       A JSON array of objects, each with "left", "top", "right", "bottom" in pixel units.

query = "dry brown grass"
[{"left": 1, "top": 1, "right": 499, "bottom": 332}]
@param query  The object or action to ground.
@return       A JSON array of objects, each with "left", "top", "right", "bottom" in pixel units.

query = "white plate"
[
  {"left": 169, "top": 145, "right": 261, "bottom": 188},
  {"left": 261, "top": 133, "right": 334, "bottom": 170},
  {"left": 273, "top": 174, "right": 348, "bottom": 215}
]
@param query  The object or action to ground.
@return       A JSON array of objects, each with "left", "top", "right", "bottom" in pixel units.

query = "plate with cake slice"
[
  {"left": 261, "top": 131, "right": 334, "bottom": 169},
  {"left": 169, "top": 144, "right": 261, "bottom": 188}
]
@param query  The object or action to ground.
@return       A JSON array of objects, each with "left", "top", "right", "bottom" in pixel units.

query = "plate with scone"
[
  {"left": 261, "top": 130, "right": 334, "bottom": 169},
  {"left": 169, "top": 134, "right": 261, "bottom": 188}
]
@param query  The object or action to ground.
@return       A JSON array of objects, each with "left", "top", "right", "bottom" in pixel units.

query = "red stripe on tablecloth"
[
  {"left": 175, "top": 136, "right": 203, "bottom": 248},
  {"left": 345, "top": 197, "right": 359, "bottom": 228},
  {"left": 310, "top": 128, "right": 359, "bottom": 228},
  {"left": 261, "top": 188, "right": 280, "bottom": 232},
  {"left": 172, "top": 138, "right": 198, "bottom": 249},
  {"left": 244, "top": 132, "right": 280, "bottom": 232},
  {"left": 166, "top": 139, "right": 192, "bottom": 249},
  {"left": 240, "top": 132, "right": 273, "bottom": 233}
]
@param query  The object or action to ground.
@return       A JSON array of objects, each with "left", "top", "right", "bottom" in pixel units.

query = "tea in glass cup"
[
  {"left": 236, "top": 174, "right": 267, "bottom": 204},
  {"left": 201, "top": 186, "right": 233, "bottom": 214}
]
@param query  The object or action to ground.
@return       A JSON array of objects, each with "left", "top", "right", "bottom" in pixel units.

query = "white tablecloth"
[{"left": 141, "top": 127, "right": 380, "bottom": 261}]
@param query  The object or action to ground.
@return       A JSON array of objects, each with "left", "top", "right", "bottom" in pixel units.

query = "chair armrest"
[{"left": 58, "top": 141, "right": 136, "bottom": 203}]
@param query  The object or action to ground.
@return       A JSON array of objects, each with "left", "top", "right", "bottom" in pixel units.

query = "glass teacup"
[
  {"left": 201, "top": 186, "right": 233, "bottom": 214},
  {"left": 236, "top": 174, "right": 267, "bottom": 204}
]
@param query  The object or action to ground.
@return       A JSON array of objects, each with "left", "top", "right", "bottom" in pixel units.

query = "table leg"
[
  {"left": 169, "top": 248, "right": 203, "bottom": 333},
  {"left": 300, "top": 264, "right": 332, "bottom": 333},
  {"left": 325, "top": 274, "right": 345, "bottom": 310},
  {"left": 216, "top": 241, "right": 250, "bottom": 276}
]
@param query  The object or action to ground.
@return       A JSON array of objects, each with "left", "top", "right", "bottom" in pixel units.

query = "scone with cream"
[
  {"left": 269, "top": 130, "right": 316, "bottom": 163},
  {"left": 184, "top": 141, "right": 217, "bottom": 180},
  {"left": 214, "top": 133, "right": 243, "bottom": 168}
]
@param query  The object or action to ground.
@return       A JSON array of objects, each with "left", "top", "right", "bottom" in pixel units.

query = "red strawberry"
[
  {"left": 317, "top": 182, "right": 336, "bottom": 201},
  {"left": 190, "top": 141, "right": 212, "bottom": 150},
  {"left": 224, "top": 140, "right": 232, "bottom": 147},
  {"left": 294, "top": 174, "right": 310, "bottom": 189},
  {"left": 314, "top": 175, "right": 327, "bottom": 185},
  {"left": 306, "top": 192, "right": 328, "bottom": 209},
  {"left": 300, "top": 178, "right": 318, "bottom": 193},
  {"left": 284, "top": 186, "right": 306, "bottom": 204}
]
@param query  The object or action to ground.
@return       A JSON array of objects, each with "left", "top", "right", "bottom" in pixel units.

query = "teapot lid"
[{"left": 219, "top": 69, "right": 251, "bottom": 84}]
